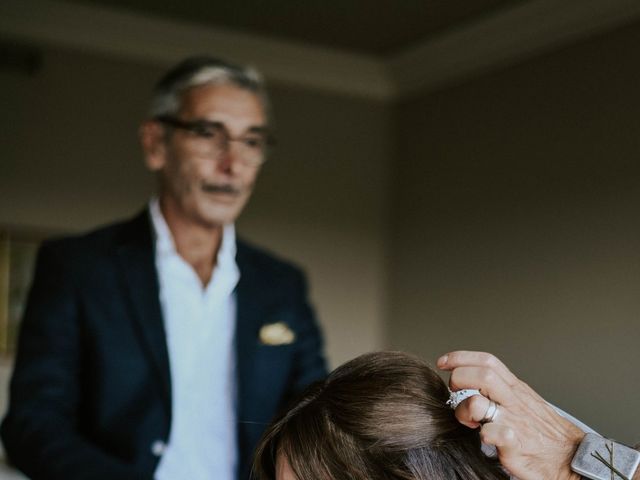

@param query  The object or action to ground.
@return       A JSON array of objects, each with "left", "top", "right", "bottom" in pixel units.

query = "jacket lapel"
[
  {"left": 235, "top": 241, "right": 274, "bottom": 479},
  {"left": 234, "top": 242, "right": 263, "bottom": 417},
  {"left": 115, "top": 210, "right": 171, "bottom": 414}
]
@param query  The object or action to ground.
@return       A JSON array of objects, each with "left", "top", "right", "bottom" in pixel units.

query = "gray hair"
[{"left": 148, "top": 56, "right": 269, "bottom": 119}]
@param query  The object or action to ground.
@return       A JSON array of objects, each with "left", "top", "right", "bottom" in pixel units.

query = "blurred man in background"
[{"left": 1, "top": 56, "right": 327, "bottom": 480}]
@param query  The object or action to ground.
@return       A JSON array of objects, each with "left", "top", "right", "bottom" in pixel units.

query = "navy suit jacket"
[{"left": 1, "top": 210, "right": 327, "bottom": 480}]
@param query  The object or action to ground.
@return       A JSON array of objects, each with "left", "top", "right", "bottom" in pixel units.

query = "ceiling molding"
[
  {"left": 389, "top": 0, "right": 640, "bottom": 98},
  {"left": 0, "top": 0, "right": 395, "bottom": 100},
  {"left": 0, "top": 0, "right": 639, "bottom": 100}
]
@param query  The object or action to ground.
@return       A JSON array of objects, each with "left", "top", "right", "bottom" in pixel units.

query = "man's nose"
[{"left": 215, "top": 141, "right": 238, "bottom": 173}]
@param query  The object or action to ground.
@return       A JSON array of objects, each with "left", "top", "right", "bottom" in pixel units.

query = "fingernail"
[{"left": 437, "top": 354, "right": 448, "bottom": 368}]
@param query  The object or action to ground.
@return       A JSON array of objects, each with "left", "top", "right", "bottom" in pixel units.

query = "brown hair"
[{"left": 253, "top": 351, "right": 508, "bottom": 480}]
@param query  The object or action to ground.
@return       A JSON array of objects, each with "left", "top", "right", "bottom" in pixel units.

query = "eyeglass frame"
[{"left": 153, "top": 114, "right": 275, "bottom": 166}]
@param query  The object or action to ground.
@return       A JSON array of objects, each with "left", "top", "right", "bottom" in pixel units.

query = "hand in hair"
[
  {"left": 438, "top": 351, "right": 585, "bottom": 480},
  {"left": 254, "top": 351, "right": 509, "bottom": 480}
]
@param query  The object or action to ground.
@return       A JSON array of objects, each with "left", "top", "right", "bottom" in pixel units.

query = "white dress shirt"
[{"left": 149, "top": 199, "right": 240, "bottom": 480}]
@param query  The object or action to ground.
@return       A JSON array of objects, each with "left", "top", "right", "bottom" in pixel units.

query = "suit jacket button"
[{"left": 151, "top": 440, "right": 166, "bottom": 456}]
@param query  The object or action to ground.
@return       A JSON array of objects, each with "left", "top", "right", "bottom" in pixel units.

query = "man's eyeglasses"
[{"left": 154, "top": 115, "right": 274, "bottom": 166}]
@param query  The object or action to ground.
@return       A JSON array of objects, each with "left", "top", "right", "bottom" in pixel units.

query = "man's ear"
[{"left": 140, "top": 120, "right": 167, "bottom": 171}]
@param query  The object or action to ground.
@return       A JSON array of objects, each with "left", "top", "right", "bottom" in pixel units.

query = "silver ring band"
[{"left": 481, "top": 400, "right": 499, "bottom": 423}]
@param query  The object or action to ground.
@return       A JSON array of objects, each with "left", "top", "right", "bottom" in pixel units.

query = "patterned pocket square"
[{"left": 259, "top": 322, "right": 296, "bottom": 346}]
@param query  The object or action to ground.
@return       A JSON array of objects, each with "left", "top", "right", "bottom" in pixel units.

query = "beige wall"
[
  {"left": 239, "top": 83, "right": 391, "bottom": 366},
  {"left": 390, "top": 22, "right": 640, "bottom": 443},
  {"left": 0, "top": 47, "right": 390, "bottom": 368}
]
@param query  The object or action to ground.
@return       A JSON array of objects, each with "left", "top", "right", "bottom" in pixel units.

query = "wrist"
[
  {"left": 552, "top": 422, "right": 586, "bottom": 480},
  {"left": 563, "top": 428, "right": 586, "bottom": 480}
]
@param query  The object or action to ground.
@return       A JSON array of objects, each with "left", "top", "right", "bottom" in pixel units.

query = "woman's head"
[{"left": 254, "top": 351, "right": 508, "bottom": 480}]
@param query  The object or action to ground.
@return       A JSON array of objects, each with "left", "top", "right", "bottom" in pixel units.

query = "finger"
[
  {"left": 479, "top": 422, "right": 519, "bottom": 452},
  {"left": 480, "top": 415, "right": 548, "bottom": 480},
  {"left": 440, "top": 351, "right": 519, "bottom": 390},
  {"left": 454, "top": 394, "right": 493, "bottom": 428},
  {"left": 449, "top": 366, "right": 514, "bottom": 406},
  {"left": 437, "top": 351, "right": 495, "bottom": 370},
  {"left": 437, "top": 351, "right": 517, "bottom": 384}
]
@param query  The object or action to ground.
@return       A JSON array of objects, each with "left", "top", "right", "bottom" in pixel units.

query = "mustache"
[{"left": 200, "top": 182, "right": 241, "bottom": 195}]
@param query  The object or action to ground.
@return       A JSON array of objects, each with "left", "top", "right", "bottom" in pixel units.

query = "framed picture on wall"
[{"left": 0, "top": 228, "right": 51, "bottom": 356}]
